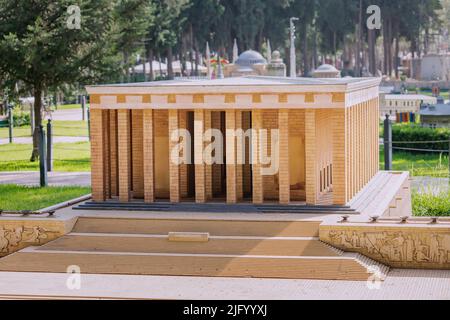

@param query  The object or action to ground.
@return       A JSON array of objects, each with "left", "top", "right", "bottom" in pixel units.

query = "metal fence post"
[
  {"left": 39, "top": 125, "right": 48, "bottom": 187},
  {"left": 47, "top": 120, "right": 53, "bottom": 172},
  {"left": 448, "top": 139, "right": 450, "bottom": 184},
  {"left": 8, "top": 105, "right": 13, "bottom": 144},
  {"left": 81, "top": 95, "right": 86, "bottom": 121},
  {"left": 384, "top": 114, "right": 393, "bottom": 171}
]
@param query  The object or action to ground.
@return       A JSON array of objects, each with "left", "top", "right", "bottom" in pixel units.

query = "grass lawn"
[
  {"left": 0, "top": 142, "right": 91, "bottom": 172},
  {"left": 380, "top": 148, "right": 449, "bottom": 177},
  {"left": 413, "top": 191, "right": 450, "bottom": 216},
  {"left": 0, "top": 120, "right": 88, "bottom": 139},
  {"left": 0, "top": 184, "right": 91, "bottom": 211}
]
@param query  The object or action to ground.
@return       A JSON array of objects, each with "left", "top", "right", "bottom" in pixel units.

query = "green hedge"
[{"left": 391, "top": 124, "right": 450, "bottom": 152}]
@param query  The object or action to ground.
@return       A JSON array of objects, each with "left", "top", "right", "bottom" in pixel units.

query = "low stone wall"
[
  {"left": 0, "top": 217, "right": 77, "bottom": 257},
  {"left": 320, "top": 219, "right": 450, "bottom": 269}
]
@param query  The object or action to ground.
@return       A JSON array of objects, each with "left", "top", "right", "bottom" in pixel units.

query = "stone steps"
[
  {"left": 74, "top": 201, "right": 358, "bottom": 215},
  {"left": 37, "top": 233, "right": 339, "bottom": 257},
  {"left": 0, "top": 216, "right": 389, "bottom": 281},
  {"left": 71, "top": 217, "right": 323, "bottom": 237}
]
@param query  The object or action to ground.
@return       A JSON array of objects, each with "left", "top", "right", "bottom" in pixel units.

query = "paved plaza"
[
  {"left": 0, "top": 171, "right": 91, "bottom": 187},
  {"left": 0, "top": 269, "right": 448, "bottom": 300}
]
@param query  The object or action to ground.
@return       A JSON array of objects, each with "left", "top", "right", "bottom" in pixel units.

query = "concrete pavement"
[
  {"left": 49, "top": 108, "right": 86, "bottom": 121},
  {"left": 0, "top": 171, "right": 91, "bottom": 187},
  {"left": 0, "top": 136, "right": 89, "bottom": 145},
  {"left": 0, "top": 269, "right": 448, "bottom": 300}
]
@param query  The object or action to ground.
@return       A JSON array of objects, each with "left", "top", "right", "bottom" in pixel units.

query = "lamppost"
[{"left": 290, "top": 17, "right": 299, "bottom": 78}]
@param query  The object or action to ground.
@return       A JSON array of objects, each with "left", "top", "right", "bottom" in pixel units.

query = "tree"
[
  {"left": 183, "top": 0, "right": 224, "bottom": 75},
  {"left": 146, "top": 0, "right": 190, "bottom": 80},
  {"left": 113, "top": 0, "right": 154, "bottom": 83},
  {"left": 0, "top": 0, "right": 118, "bottom": 160}
]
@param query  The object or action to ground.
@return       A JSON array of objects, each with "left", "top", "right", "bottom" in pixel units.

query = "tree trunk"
[
  {"left": 167, "top": 47, "right": 174, "bottom": 80},
  {"left": 424, "top": 27, "right": 429, "bottom": 55},
  {"left": 30, "top": 86, "right": 43, "bottom": 162},
  {"left": 302, "top": 24, "right": 309, "bottom": 76},
  {"left": 368, "top": 28, "right": 376, "bottom": 76},
  {"left": 148, "top": 48, "right": 154, "bottom": 81},
  {"left": 312, "top": 23, "right": 318, "bottom": 70},
  {"left": 394, "top": 21, "right": 400, "bottom": 79},
  {"left": 285, "top": 46, "right": 291, "bottom": 77},
  {"left": 142, "top": 51, "right": 147, "bottom": 82}
]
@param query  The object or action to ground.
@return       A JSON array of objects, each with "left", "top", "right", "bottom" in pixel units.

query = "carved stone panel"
[
  {"left": 320, "top": 225, "right": 450, "bottom": 269},
  {"left": 0, "top": 220, "right": 70, "bottom": 257}
]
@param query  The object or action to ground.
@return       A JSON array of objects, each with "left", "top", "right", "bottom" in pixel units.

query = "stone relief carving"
[
  {"left": 0, "top": 226, "right": 55, "bottom": 254},
  {"left": 324, "top": 229, "right": 450, "bottom": 266}
]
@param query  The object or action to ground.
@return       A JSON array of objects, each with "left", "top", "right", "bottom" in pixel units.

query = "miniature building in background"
[
  {"left": 420, "top": 96, "right": 450, "bottom": 128},
  {"left": 224, "top": 48, "right": 286, "bottom": 78},
  {"left": 224, "top": 50, "right": 268, "bottom": 77},
  {"left": 312, "top": 64, "right": 341, "bottom": 78},
  {"left": 266, "top": 51, "right": 286, "bottom": 77},
  {"left": 380, "top": 94, "right": 437, "bottom": 120},
  {"left": 420, "top": 54, "right": 450, "bottom": 81},
  {"left": 86, "top": 76, "right": 381, "bottom": 206}
]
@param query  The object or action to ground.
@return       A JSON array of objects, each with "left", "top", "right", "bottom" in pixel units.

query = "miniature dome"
[
  {"left": 312, "top": 64, "right": 341, "bottom": 78},
  {"left": 315, "top": 64, "right": 339, "bottom": 73},
  {"left": 235, "top": 50, "right": 267, "bottom": 67}
]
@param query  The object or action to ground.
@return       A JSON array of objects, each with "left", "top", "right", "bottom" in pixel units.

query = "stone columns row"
[
  {"left": 91, "top": 108, "right": 347, "bottom": 206},
  {"left": 164, "top": 109, "right": 290, "bottom": 205}
]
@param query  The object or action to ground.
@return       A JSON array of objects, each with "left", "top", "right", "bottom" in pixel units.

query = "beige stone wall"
[
  {"left": 154, "top": 110, "right": 170, "bottom": 199},
  {"left": 320, "top": 222, "right": 450, "bottom": 269},
  {"left": 346, "top": 98, "right": 379, "bottom": 203}
]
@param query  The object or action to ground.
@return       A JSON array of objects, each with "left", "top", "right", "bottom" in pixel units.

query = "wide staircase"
[{"left": 0, "top": 216, "right": 389, "bottom": 281}]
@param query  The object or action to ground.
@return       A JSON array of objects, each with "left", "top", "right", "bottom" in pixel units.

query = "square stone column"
[
  {"left": 252, "top": 109, "right": 263, "bottom": 204},
  {"left": 194, "top": 109, "right": 206, "bottom": 203},
  {"left": 132, "top": 110, "right": 144, "bottom": 198},
  {"left": 143, "top": 109, "right": 155, "bottom": 203},
  {"left": 332, "top": 108, "right": 347, "bottom": 205},
  {"left": 278, "top": 109, "right": 290, "bottom": 204},
  {"left": 109, "top": 110, "right": 118, "bottom": 197},
  {"left": 226, "top": 110, "right": 237, "bottom": 204},
  {"left": 102, "top": 110, "right": 111, "bottom": 199},
  {"left": 204, "top": 110, "right": 213, "bottom": 200},
  {"left": 91, "top": 109, "right": 106, "bottom": 202},
  {"left": 305, "top": 109, "right": 317, "bottom": 205},
  {"left": 235, "top": 111, "right": 244, "bottom": 201},
  {"left": 117, "top": 109, "right": 131, "bottom": 202},
  {"left": 168, "top": 109, "right": 180, "bottom": 203}
]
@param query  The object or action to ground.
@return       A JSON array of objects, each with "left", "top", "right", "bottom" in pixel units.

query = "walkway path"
[
  {"left": 0, "top": 269, "right": 448, "bottom": 300},
  {"left": 0, "top": 172, "right": 91, "bottom": 187},
  {"left": 49, "top": 108, "right": 86, "bottom": 121},
  {"left": 0, "top": 136, "right": 89, "bottom": 145}
]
